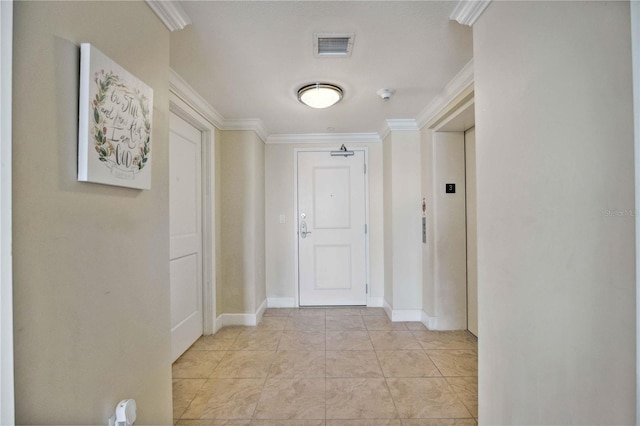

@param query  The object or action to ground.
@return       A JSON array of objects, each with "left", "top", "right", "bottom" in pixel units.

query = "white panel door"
[
  {"left": 465, "top": 127, "right": 478, "bottom": 337},
  {"left": 170, "top": 113, "right": 203, "bottom": 361},
  {"left": 298, "top": 150, "right": 367, "bottom": 306}
]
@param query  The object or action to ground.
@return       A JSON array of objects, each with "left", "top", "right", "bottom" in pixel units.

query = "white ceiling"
[{"left": 169, "top": 1, "right": 473, "bottom": 137}]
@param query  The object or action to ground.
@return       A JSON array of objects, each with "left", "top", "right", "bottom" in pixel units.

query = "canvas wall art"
[{"left": 78, "top": 43, "right": 153, "bottom": 189}]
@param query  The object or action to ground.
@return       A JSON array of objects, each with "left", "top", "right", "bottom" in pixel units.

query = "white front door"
[
  {"left": 169, "top": 113, "right": 203, "bottom": 361},
  {"left": 297, "top": 150, "right": 367, "bottom": 306}
]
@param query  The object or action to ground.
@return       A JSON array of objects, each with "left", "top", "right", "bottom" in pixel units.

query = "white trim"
[
  {"left": 170, "top": 69, "right": 270, "bottom": 143},
  {"left": 449, "top": 0, "right": 492, "bottom": 27},
  {"left": 0, "top": 0, "right": 13, "bottom": 422},
  {"left": 367, "top": 297, "right": 383, "bottom": 308},
  {"left": 386, "top": 119, "right": 420, "bottom": 132},
  {"left": 214, "top": 315, "right": 224, "bottom": 334},
  {"left": 221, "top": 118, "right": 268, "bottom": 143},
  {"left": 169, "top": 92, "right": 217, "bottom": 336},
  {"left": 391, "top": 309, "right": 423, "bottom": 322},
  {"left": 170, "top": 70, "right": 224, "bottom": 129},
  {"left": 293, "top": 147, "right": 370, "bottom": 308},
  {"left": 267, "top": 132, "right": 381, "bottom": 145},
  {"left": 383, "top": 298, "right": 393, "bottom": 320},
  {"left": 431, "top": 98, "right": 475, "bottom": 133},
  {"left": 267, "top": 297, "right": 296, "bottom": 308},
  {"left": 631, "top": 1, "right": 640, "bottom": 423},
  {"left": 145, "top": 0, "right": 192, "bottom": 32},
  {"left": 417, "top": 60, "right": 474, "bottom": 129},
  {"left": 221, "top": 299, "right": 267, "bottom": 327},
  {"left": 421, "top": 311, "right": 437, "bottom": 330}
]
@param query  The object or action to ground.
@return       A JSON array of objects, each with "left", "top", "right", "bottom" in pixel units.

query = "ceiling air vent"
[{"left": 314, "top": 33, "right": 355, "bottom": 57}]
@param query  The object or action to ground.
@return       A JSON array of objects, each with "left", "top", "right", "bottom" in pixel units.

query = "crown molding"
[
  {"left": 146, "top": 0, "right": 192, "bottom": 32},
  {"left": 379, "top": 119, "right": 420, "bottom": 141},
  {"left": 169, "top": 69, "right": 224, "bottom": 128},
  {"left": 266, "top": 132, "right": 382, "bottom": 145},
  {"left": 221, "top": 119, "right": 269, "bottom": 143},
  {"left": 450, "top": 0, "right": 492, "bottom": 26},
  {"left": 417, "top": 59, "right": 474, "bottom": 129}
]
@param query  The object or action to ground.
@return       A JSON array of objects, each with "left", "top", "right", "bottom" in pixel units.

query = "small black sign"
[{"left": 446, "top": 183, "right": 456, "bottom": 194}]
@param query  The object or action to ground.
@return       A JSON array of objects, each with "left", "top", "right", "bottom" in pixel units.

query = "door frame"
[
  {"left": 169, "top": 89, "right": 216, "bottom": 335},
  {"left": 0, "top": 0, "right": 13, "bottom": 422},
  {"left": 293, "top": 147, "right": 371, "bottom": 307}
]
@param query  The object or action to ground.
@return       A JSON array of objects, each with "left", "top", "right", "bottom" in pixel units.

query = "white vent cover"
[{"left": 314, "top": 33, "right": 355, "bottom": 57}]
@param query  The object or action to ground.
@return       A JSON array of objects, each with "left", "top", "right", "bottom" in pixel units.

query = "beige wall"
[
  {"left": 12, "top": 1, "right": 172, "bottom": 423},
  {"left": 265, "top": 143, "right": 384, "bottom": 304},
  {"left": 220, "top": 130, "right": 266, "bottom": 314},
  {"left": 383, "top": 130, "right": 422, "bottom": 313},
  {"left": 474, "top": 1, "right": 635, "bottom": 422},
  {"left": 433, "top": 132, "right": 467, "bottom": 329},
  {"left": 420, "top": 127, "right": 434, "bottom": 316}
]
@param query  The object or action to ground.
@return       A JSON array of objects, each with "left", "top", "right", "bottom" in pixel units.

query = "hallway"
[{"left": 172, "top": 308, "right": 478, "bottom": 424}]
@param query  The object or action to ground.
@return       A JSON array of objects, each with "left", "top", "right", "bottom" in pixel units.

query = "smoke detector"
[{"left": 377, "top": 88, "right": 394, "bottom": 101}]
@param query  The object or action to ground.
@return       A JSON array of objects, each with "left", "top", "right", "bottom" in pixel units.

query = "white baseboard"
[
  {"left": 367, "top": 296, "right": 383, "bottom": 307},
  {"left": 383, "top": 298, "right": 393, "bottom": 320},
  {"left": 256, "top": 299, "right": 267, "bottom": 323},
  {"left": 382, "top": 299, "right": 422, "bottom": 322},
  {"left": 421, "top": 311, "right": 437, "bottom": 330},
  {"left": 267, "top": 297, "right": 296, "bottom": 308},
  {"left": 391, "top": 309, "right": 422, "bottom": 322},
  {"left": 218, "top": 299, "right": 269, "bottom": 327},
  {"left": 214, "top": 315, "right": 224, "bottom": 334}
]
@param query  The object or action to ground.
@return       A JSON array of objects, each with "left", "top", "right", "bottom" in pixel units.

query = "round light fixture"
[{"left": 297, "top": 83, "right": 343, "bottom": 109}]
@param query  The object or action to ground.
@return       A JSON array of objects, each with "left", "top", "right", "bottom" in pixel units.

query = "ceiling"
[{"left": 169, "top": 1, "right": 473, "bottom": 138}]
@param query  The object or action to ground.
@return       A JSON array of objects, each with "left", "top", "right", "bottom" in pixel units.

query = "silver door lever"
[{"left": 300, "top": 221, "right": 312, "bottom": 238}]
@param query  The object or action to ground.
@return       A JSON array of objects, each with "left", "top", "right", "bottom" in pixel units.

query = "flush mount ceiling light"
[{"left": 297, "top": 83, "right": 343, "bottom": 109}]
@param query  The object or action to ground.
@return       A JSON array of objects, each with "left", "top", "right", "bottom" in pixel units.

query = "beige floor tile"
[
  {"left": 177, "top": 420, "right": 252, "bottom": 425},
  {"left": 215, "top": 327, "right": 247, "bottom": 339},
  {"left": 405, "top": 322, "right": 427, "bottom": 331},
  {"left": 413, "top": 331, "right": 477, "bottom": 350},
  {"left": 369, "top": 331, "right": 421, "bottom": 350},
  {"left": 327, "top": 421, "right": 401, "bottom": 426},
  {"left": 269, "top": 350, "right": 325, "bottom": 378},
  {"left": 173, "top": 378, "right": 207, "bottom": 419},
  {"left": 401, "top": 420, "right": 477, "bottom": 426},
  {"left": 376, "top": 350, "right": 441, "bottom": 378},
  {"left": 278, "top": 331, "right": 326, "bottom": 351},
  {"left": 252, "top": 421, "right": 325, "bottom": 426},
  {"left": 325, "top": 308, "right": 364, "bottom": 316},
  {"left": 426, "top": 350, "right": 477, "bottom": 377},
  {"left": 182, "top": 378, "right": 264, "bottom": 419},
  {"left": 359, "top": 307, "right": 386, "bottom": 316},
  {"left": 364, "top": 317, "right": 408, "bottom": 331},
  {"left": 286, "top": 316, "right": 326, "bottom": 331},
  {"left": 326, "top": 350, "right": 383, "bottom": 378},
  {"left": 231, "top": 330, "right": 282, "bottom": 351},
  {"left": 173, "top": 351, "right": 226, "bottom": 379},
  {"left": 326, "top": 331, "right": 374, "bottom": 350},
  {"left": 256, "top": 316, "right": 288, "bottom": 330},
  {"left": 253, "top": 378, "right": 326, "bottom": 419},
  {"left": 264, "top": 308, "right": 294, "bottom": 317},
  {"left": 326, "top": 378, "right": 398, "bottom": 419},
  {"left": 191, "top": 335, "right": 237, "bottom": 351},
  {"left": 326, "top": 315, "right": 366, "bottom": 331},
  {"left": 211, "top": 351, "right": 276, "bottom": 378},
  {"left": 446, "top": 377, "right": 478, "bottom": 418},
  {"left": 290, "top": 308, "right": 327, "bottom": 317},
  {"left": 387, "top": 378, "right": 470, "bottom": 419}
]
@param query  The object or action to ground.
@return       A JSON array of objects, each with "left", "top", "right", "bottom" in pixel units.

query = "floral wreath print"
[{"left": 92, "top": 70, "right": 151, "bottom": 176}]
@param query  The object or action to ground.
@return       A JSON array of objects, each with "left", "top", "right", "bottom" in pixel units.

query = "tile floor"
[{"left": 172, "top": 307, "right": 478, "bottom": 425}]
